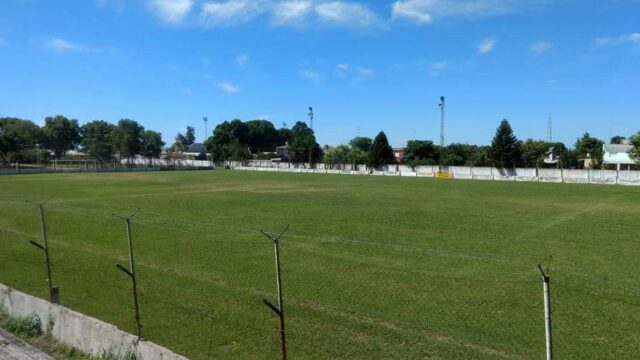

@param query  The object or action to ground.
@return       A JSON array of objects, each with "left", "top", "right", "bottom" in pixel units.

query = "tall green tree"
[
  {"left": 141, "top": 130, "right": 165, "bottom": 158},
  {"left": 288, "top": 121, "right": 322, "bottom": 164},
  {"left": 520, "top": 139, "right": 571, "bottom": 168},
  {"left": 42, "top": 115, "right": 81, "bottom": 158},
  {"left": 323, "top": 145, "right": 350, "bottom": 167},
  {"left": 112, "top": 119, "right": 144, "bottom": 158},
  {"left": 347, "top": 149, "right": 368, "bottom": 167},
  {"left": 246, "top": 120, "right": 279, "bottom": 153},
  {"left": 277, "top": 127, "right": 292, "bottom": 145},
  {"left": 349, "top": 136, "right": 373, "bottom": 153},
  {"left": 628, "top": 132, "right": 640, "bottom": 163},
  {"left": 81, "top": 120, "right": 116, "bottom": 162},
  {"left": 467, "top": 146, "right": 491, "bottom": 167},
  {"left": 575, "top": 133, "right": 604, "bottom": 168},
  {"left": 520, "top": 139, "right": 551, "bottom": 167},
  {"left": 488, "top": 119, "right": 521, "bottom": 168},
  {"left": 404, "top": 140, "right": 437, "bottom": 166},
  {"left": 185, "top": 126, "right": 196, "bottom": 146},
  {"left": 442, "top": 144, "right": 489, "bottom": 166},
  {"left": 206, "top": 120, "right": 252, "bottom": 161},
  {"left": 369, "top": 131, "right": 395, "bottom": 167},
  {"left": 0, "top": 117, "right": 43, "bottom": 163},
  {"left": 173, "top": 126, "right": 196, "bottom": 152}
]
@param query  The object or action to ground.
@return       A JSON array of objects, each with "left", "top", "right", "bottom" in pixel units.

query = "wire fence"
[{"left": 1, "top": 198, "right": 639, "bottom": 359}]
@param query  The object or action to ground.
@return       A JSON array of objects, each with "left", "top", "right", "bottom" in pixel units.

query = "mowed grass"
[{"left": 1, "top": 170, "right": 639, "bottom": 359}]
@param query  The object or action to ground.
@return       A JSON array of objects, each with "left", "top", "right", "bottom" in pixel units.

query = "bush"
[{"left": 0, "top": 305, "right": 42, "bottom": 338}]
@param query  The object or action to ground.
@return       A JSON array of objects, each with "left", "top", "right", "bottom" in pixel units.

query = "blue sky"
[{"left": 0, "top": 0, "right": 638, "bottom": 147}]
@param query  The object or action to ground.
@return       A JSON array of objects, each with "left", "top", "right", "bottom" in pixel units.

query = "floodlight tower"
[
  {"left": 308, "top": 107, "right": 314, "bottom": 130},
  {"left": 203, "top": 116, "right": 209, "bottom": 141},
  {"left": 439, "top": 96, "right": 445, "bottom": 148}
]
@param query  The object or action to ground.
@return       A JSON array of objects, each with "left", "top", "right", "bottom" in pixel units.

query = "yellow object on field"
[{"left": 435, "top": 171, "right": 454, "bottom": 179}]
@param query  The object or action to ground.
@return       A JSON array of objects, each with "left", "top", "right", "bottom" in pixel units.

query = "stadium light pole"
[
  {"left": 203, "top": 116, "right": 209, "bottom": 141},
  {"left": 439, "top": 96, "right": 445, "bottom": 148},
  {"left": 438, "top": 96, "right": 446, "bottom": 167}
]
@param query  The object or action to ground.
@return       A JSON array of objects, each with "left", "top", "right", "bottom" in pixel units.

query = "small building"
[
  {"left": 184, "top": 143, "right": 208, "bottom": 160},
  {"left": 603, "top": 144, "right": 635, "bottom": 170},
  {"left": 276, "top": 144, "right": 289, "bottom": 159},
  {"left": 393, "top": 148, "right": 405, "bottom": 163}
]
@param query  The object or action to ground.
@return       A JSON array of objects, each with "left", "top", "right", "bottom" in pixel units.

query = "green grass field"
[{"left": 1, "top": 170, "right": 639, "bottom": 359}]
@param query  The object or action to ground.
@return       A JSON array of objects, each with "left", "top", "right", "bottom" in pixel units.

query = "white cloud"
[
  {"left": 477, "top": 37, "right": 496, "bottom": 54},
  {"left": 236, "top": 54, "right": 249, "bottom": 67},
  {"left": 299, "top": 69, "right": 321, "bottom": 81},
  {"left": 46, "top": 38, "right": 85, "bottom": 52},
  {"left": 391, "top": 0, "right": 539, "bottom": 24},
  {"left": 272, "top": 0, "right": 313, "bottom": 25},
  {"left": 149, "top": 0, "right": 194, "bottom": 24},
  {"left": 427, "top": 61, "right": 446, "bottom": 74},
  {"left": 355, "top": 66, "right": 373, "bottom": 77},
  {"left": 334, "top": 63, "right": 373, "bottom": 83},
  {"left": 391, "top": 0, "right": 432, "bottom": 24},
  {"left": 218, "top": 82, "right": 239, "bottom": 93},
  {"left": 201, "top": 0, "right": 266, "bottom": 26},
  {"left": 530, "top": 41, "right": 552, "bottom": 54},
  {"left": 315, "top": 1, "right": 379, "bottom": 27},
  {"left": 596, "top": 33, "right": 640, "bottom": 46}
]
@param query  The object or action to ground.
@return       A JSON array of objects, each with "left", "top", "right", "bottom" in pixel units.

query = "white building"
[{"left": 603, "top": 144, "right": 635, "bottom": 170}]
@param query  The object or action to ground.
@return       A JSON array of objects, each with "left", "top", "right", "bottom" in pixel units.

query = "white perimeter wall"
[{"left": 230, "top": 162, "right": 640, "bottom": 186}]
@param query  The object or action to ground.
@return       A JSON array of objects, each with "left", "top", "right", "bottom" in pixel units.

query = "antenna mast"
[{"left": 439, "top": 96, "right": 445, "bottom": 147}]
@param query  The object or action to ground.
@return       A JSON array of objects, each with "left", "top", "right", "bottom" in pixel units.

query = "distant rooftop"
[
  {"left": 604, "top": 144, "right": 632, "bottom": 154},
  {"left": 186, "top": 143, "right": 207, "bottom": 154}
]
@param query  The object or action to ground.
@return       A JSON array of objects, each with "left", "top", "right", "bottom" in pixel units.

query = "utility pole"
[
  {"left": 537, "top": 264, "right": 553, "bottom": 360},
  {"left": 261, "top": 225, "right": 290, "bottom": 360},
  {"left": 114, "top": 209, "right": 143, "bottom": 340},
  {"left": 308, "top": 107, "right": 314, "bottom": 130},
  {"left": 203, "top": 116, "right": 209, "bottom": 141},
  {"left": 28, "top": 197, "right": 58, "bottom": 304}
]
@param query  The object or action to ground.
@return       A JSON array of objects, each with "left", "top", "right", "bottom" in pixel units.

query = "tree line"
[
  {"left": 2, "top": 115, "right": 639, "bottom": 169},
  {"left": 0, "top": 116, "right": 164, "bottom": 164},
  {"left": 325, "top": 120, "right": 640, "bottom": 169}
]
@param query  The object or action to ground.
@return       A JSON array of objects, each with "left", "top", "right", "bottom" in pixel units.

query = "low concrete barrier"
[
  {"left": 230, "top": 163, "right": 640, "bottom": 186},
  {"left": 0, "top": 284, "right": 187, "bottom": 360}
]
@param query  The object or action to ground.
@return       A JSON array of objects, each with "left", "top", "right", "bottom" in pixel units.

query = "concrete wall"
[
  {"left": 231, "top": 163, "right": 640, "bottom": 186},
  {"left": 0, "top": 284, "right": 187, "bottom": 360},
  {"left": 122, "top": 157, "right": 212, "bottom": 168}
]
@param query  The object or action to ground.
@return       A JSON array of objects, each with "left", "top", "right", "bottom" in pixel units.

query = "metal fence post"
[
  {"left": 27, "top": 197, "right": 59, "bottom": 304},
  {"left": 261, "top": 225, "right": 290, "bottom": 360},
  {"left": 537, "top": 264, "right": 553, "bottom": 360},
  {"left": 114, "top": 209, "right": 144, "bottom": 340}
]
